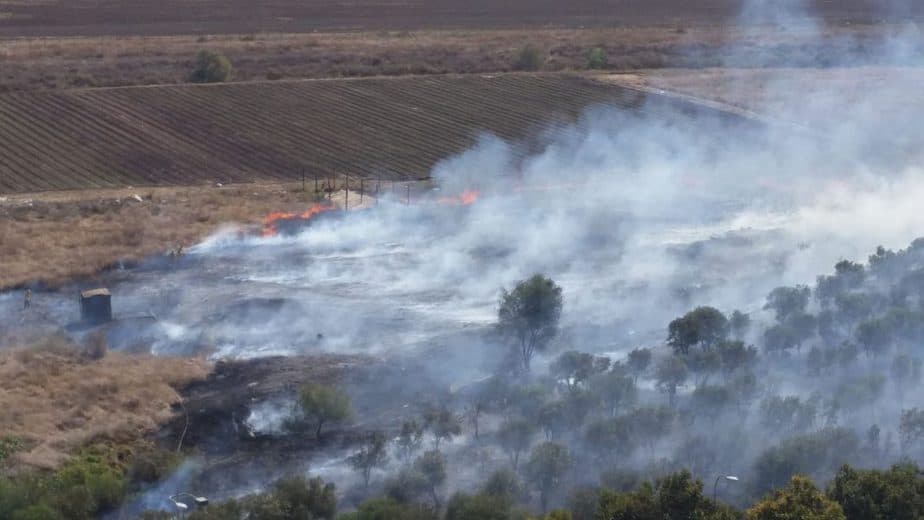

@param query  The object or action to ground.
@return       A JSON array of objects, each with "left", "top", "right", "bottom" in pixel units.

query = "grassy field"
[
  {"left": 0, "top": 24, "right": 911, "bottom": 92},
  {"left": 0, "top": 74, "right": 659, "bottom": 194},
  {"left": 0, "top": 336, "right": 208, "bottom": 470},
  {"left": 0, "top": 183, "right": 375, "bottom": 290}
]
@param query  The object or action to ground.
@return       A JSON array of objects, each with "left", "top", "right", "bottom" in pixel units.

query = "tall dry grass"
[
  {"left": 0, "top": 336, "right": 209, "bottom": 471},
  {"left": 0, "top": 182, "right": 344, "bottom": 290}
]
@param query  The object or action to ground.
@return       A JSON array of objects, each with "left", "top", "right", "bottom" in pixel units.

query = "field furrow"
[{"left": 0, "top": 74, "right": 741, "bottom": 194}]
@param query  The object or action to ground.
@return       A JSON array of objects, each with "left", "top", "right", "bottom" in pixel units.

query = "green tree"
[
  {"left": 423, "top": 407, "right": 462, "bottom": 450},
  {"left": 514, "top": 44, "right": 545, "bottom": 71},
  {"left": 655, "top": 356, "right": 688, "bottom": 407},
  {"left": 729, "top": 310, "right": 751, "bottom": 340},
  {"left": 526, "top": 442, "right": 572, "bottom": 513},
  {"left": 396, "top": 420, "right": 425, "bottom": 463},
  {"left": 668, "top": 307, "right": 728, "bottom": 354},
  {"left": 892, "top": 354, "right": 922, "bottom": 405},
  {"left": 759, "top": 396, "right": 817, "bottom": 433},
  {"left": 584, "top": 417, "right": 633, "bottom": 464},
  {"left": 690, "top": 384, "right": 732, "bottom": 421},
  {"left": 716, "top": 340, "right": 757, "bottom": 378},
  {"left": 585, "top": 47, "right": 608, "bottom": 69},
  {"left": 900, "top": 408, "right": 924, "bottom": 455},
  {"left": 498, "top": 418, "right": 537, "bottom": 471},
  {"left": 445, "top": 492, "right": 511, "bottom": 520},
  {"left": 764, "top": 286, "right": 811, "bottom": 322},
  {"left": 338, "top": 498, "right": 435, "bottom": 520},
  {"left": 752, "top": 428, "right": 859, "bottom": 495},
  {"left": 189, "top": 50, "right": 232, "bottom": 83},
  {"left": 589, "top": 371, "right": 637, "bottom": 417},
  {"left": 482, "top": 468, "right": 522, "bottom": 501},
  {"left": 855, "top": 319, "right": 892, "bottom": 358},
  {"left": 827, "top": 463, "right": 924, "bottom": 520},
  {"left": 348, "top": 431, "right": 389, "bottom": 488},
  {"left": 299, "top": 383, "right": 352, "bottom": 441},
  {"left": 551, "top": 351, "right": 609, "bottom": 392},
  {"left": 498, "top": 274, "right": 563, "bottom": 371},
  {"left": 625, "top": 407, "right": 674, "bottom": 457},
  {"left": 626, "top": 348, "right": 652, "bottom": 383},
  {"left": 746, "top": 475, "right": 845, "bottom": 520},
  {"left": 414, "top": 450, "right": 447, "bottom": 509}
]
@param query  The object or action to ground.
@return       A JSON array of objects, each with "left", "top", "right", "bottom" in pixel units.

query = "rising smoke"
[{"left": 23, "top": 0, "right": 924, "bottom": 515}]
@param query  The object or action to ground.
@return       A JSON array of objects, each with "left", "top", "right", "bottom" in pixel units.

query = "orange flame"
[
  {"left": 262, "top": 202, "right": 337, "bottom": 237},
  {"left": 438, "top": 189, "right": 480, "bottom": 206}
]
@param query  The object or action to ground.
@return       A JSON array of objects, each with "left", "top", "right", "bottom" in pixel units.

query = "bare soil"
[
  {"left": 0, "top": 74, "right": 653, "bottom": 194},
  {"left": 1, "top": 0, "right": 920, "bottom": 38}
]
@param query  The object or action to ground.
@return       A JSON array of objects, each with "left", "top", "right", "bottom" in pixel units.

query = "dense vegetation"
[{"left": 11, "top": 240, "right": 924, "bottom": 519}]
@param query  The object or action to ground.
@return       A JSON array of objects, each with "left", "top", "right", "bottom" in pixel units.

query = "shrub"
[
  {"left": 513, "top": 45, "right": 545, "bottom": 71},
  {"left": 586, "top": 47, "right": 608, "bottom": 69},
  {"left": 189, "top": 50, "right": 233, "bottom": 83}
]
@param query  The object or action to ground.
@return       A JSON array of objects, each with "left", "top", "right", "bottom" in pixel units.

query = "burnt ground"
[
  {"left": 157, "top": 327, "right": 498, "bottom": 461},
  {"left": 1, "top": 0, "right": 922, "bottom": 37}
]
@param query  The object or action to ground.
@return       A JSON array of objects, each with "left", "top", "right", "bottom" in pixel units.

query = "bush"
[
  {"left": 189, "top": 50, "right": 233, "bottom": 83},
  {"left": 586, "top": 47, "right": 608, "bottom": 69},
  {"left": 513, "top": 45, "right": 545, "bottom": 71}
]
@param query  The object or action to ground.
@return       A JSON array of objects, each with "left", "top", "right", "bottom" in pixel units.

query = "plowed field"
[{"left": 0, "top": 74, "right": 662, "bottom": 193}]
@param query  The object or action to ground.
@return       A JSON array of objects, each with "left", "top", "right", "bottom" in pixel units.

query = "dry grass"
[
  {"left": 0, "top": 24, "right": 893, "bottom": 91},
  {"left": 0, "top": 182, "right": 373, "bottom": 290},
  {"left": 625, "top": 66, "right": 924, "bottom": 117},
  {"left": 0, "top": 336, "right": 209, "bottom": 471}
]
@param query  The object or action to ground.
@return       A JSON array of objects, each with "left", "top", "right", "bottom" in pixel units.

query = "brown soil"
[
  {"left": 1, "top": 0, "right": 918, "bottom": 38},
  {"left": 0, "top": 74, "right": 652, "bottom": 194}
]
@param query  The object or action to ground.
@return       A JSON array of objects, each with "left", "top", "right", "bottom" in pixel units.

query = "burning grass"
[
  {"left": 0, "top": 182, "right": 373, "bottom": 290},
  {"left": 0, "top": 335, "right": 210, "bottom": 472}
]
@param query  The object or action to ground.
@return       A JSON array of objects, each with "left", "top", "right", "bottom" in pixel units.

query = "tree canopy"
[{"left": 498, "top": 274, "right": 563, "bottom": 371}]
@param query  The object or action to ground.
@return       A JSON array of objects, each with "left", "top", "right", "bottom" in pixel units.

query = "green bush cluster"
[
  {"left": 189, "top": 50, "right": 233, "bottom": 83},
  {"left": 0, "top": 446, "right": 128, "bottom": 520},
  {"left": 0, "top": 443, "right": 181, "bottom": 520}
]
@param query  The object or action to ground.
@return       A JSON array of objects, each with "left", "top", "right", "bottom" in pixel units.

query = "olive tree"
[
  {"left": 349, "top": 431, "right": 389, "bottom": 488},
  {"left": 525, "top": 442, "right": 571, "bottom": 513},
  {"left": 498, "top": 274, "right": 563, "bottom": 372},
  {"left": 655, "top": 356, "right": 688, "bottom": 407},
  {"left": 667, "top": 307, "right": 728, "bottom": 354},
  {"left": 299, "top": 383, "right": 352, "bottom": 441},
  {"left": 189, "top": 49, "right": 232, "bottom": 83}
]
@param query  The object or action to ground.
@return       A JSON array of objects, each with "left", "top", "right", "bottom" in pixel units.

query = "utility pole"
[
  {"left": 344, "top": 175, "right": 349, "bottom": 210},
  {"left": 360, "top": 178, "right": 364, "bottom": 204}
]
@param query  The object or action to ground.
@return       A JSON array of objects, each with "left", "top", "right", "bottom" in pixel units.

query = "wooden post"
[
  {"left": 314, "top": 171, "right": 319, "bottom": 194},
  {"left": 301, "top": 169, "right": 305, "bottom": 193},
  {"left": 344, "top": 175, "right": 349, "bottom": 210},
  {"left": 360, "top": 179, "right": 364, "bottom": 204}
]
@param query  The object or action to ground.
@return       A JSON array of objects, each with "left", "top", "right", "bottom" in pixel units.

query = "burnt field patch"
[{"left": 0, "top": 74, "right": 663, "bottom": 194}]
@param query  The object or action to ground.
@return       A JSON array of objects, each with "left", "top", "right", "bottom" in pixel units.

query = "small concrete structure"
[{"left": 80, "top": 288, "right": 112, "bottom": 324}]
